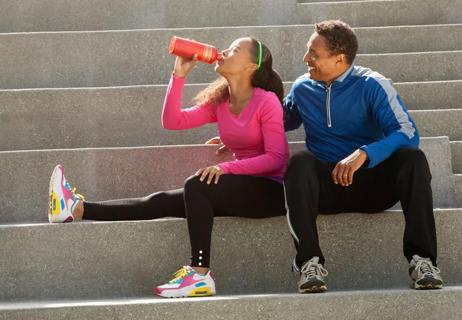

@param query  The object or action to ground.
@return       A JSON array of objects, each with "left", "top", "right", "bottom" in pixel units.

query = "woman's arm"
[{"left": 161, "top": 73, "right": 217, "bottom": 130}]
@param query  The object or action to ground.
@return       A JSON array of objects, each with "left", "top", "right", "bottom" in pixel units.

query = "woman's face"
[{"left": 215, "top": 37, "right": 258, "bottom": 76}]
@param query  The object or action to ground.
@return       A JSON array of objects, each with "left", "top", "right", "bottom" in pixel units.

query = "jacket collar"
[{"left": 311, "top": 64, "right": 355, "bottom": 88}]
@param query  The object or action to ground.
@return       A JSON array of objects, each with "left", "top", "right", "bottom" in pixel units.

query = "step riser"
[
  {"left": 456, "top": 175, "right": 462, "bottom": 207},
  {"left": 2, "top": 289, "right": 462, "bottom": 320},
  {"left": 0, "top": 0, "right": 299, "bottom": 33},
  {"left": 298, "top": 0, "right": 462, "bottom": 27},
  {"left": 1, "top": 85, "right": 459, "bottom": 151},
  {"left": 0, "top": 287, "right": 462, "bottom": 320},
  {"left": 0, "top": 210, "right": 460, "bottom": 301},
  {"left": 0, "top": 138, "right": 454, "bottom": 223},
  {"left": 451, "top": 143, "right": 462, "bottom": 174},
  {"left": 1, "top": 0, "right": 461, "bottom": 32},
  {"left": 411, "top": 110, "right": 462, "bottom": 141},
  {"left": 0, "top": 26, "right": 460, "bottom": 88}
]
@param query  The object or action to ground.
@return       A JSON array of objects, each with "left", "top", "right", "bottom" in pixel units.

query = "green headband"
[{"left": 257, "top": 41, "right": 263, "bottom": 69}]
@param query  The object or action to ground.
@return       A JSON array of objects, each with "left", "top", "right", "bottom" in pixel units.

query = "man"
[{"left": 283, "top": 20, "right": 443, "bottom": 293}]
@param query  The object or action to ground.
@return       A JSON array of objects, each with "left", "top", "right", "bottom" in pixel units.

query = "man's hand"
[
  {"left": 332, "top": 149, "right": 368, "bottom": 186},
  {"left": 205, "top": 136, "right": 229, "bottom": 155},
  {"left": 195, "top": 165, "right": 224, "bottom": 184}
]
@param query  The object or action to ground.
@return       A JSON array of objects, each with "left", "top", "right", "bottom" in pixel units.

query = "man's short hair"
[{"left": 314, "top": 20, "right": 358, "bottom": 65}]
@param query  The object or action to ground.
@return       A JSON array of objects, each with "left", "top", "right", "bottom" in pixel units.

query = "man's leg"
[
  {"left": 284, "top": 151, "right": 324, "bottom": 268},
  {"left": 388, "top": 148, "right": 437, "bottom": 265},
  {"left": 387, "top": 147, "right": 442, "bottom": 289}
]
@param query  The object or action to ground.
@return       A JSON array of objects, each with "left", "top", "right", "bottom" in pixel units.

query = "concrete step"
[
  {"left": 451, "top": 142, "right": 462, "bottom": 174},
  {"left": 1, "top": 288, "right": 462, "bottom": 320},
  {"left": 456, "top": 175, "right": 462, "bottom": 207},
  {"left": 411, "top": 109, "right": 462, "bottom": 141},
  {"left": 0, "top": 0, "right": 301, "bottom": 32},
  {"left": 1, "top": 80, "right": 459, "bottom": 150},
  {"left": 1, "top": 0, "right": 461, "bottom": 32},
  {"left": 0, "top": 209, "right": 460, "bottom": 301},
  {"left": 0, "top": 138, "right": 454, "bottom": 224},
  {"left": 2, "top": 0, "right": 461, "bottom": 33},
  {"left": 1, "top": 23, "right": 461, "bottom": 88},
  {"left": 298, "top": 0, "right": 462, "bottom": 27}
]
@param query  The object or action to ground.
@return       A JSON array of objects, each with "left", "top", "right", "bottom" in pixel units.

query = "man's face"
[{"left": 303, "top": 33, "right": 341, "bottom": 83}]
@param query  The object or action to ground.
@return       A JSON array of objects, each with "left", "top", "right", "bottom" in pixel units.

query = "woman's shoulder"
[{"left": 253, "top": 88, "right": 281, "bottom": 106}]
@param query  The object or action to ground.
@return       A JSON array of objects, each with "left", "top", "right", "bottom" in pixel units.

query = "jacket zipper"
[{"left": 326, "top": 84, "right": 332, "bottom": 127}]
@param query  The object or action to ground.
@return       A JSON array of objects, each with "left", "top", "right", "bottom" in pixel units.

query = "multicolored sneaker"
[
  {"left": 48, "top": 164, "right": 85, "bottom": 223},
  {"left": 155, "top": 266, "right": 216, "bottom": 298},
  {"left": 409, "top": 255, "right": 443, "bottom": 289}
]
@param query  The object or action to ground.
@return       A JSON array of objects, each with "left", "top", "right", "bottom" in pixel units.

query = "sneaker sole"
[
  {"left": 48, "top": 165, "right": 60, "bottom": 223},
  {"left": 48, "top": 165, "right": 74, "bottom": 223},
  {"left": 413, "top": 282, "right": 443, "bottom": 290},
  {"left": 299, "top": 285, "right": 327, "bottom": 293},
  {"left": 155, "top": 286, "right": 216, "bottom": 298}
]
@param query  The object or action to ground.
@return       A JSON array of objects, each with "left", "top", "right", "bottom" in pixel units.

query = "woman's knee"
[{"left": 184, "top": 175, "right": 202, "bottom": 191}]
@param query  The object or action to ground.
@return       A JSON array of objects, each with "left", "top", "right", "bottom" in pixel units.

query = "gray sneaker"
[
  {"left": 298, "top": 257, "right": 328, "bottom": 293},
  {"left": 409, "top": 255, "right": 443, "bottom": 289}
]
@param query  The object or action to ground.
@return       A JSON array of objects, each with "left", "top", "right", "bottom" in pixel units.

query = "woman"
[{"left": 48, "top": 37, "right": 289, "bottom": 298}]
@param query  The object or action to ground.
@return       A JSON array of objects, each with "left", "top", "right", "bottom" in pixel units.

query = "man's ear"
[{"left": 336, "top": 54, "right": 346, "bottom": 64}]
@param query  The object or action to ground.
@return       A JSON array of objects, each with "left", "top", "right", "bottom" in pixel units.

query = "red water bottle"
[{"left": 169, "top": 36, "right": 223, "bottom": 64}]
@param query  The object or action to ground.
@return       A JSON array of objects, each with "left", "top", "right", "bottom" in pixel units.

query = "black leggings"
[{"left": 83, "top": 174, "right": 286, "bottom": 268}]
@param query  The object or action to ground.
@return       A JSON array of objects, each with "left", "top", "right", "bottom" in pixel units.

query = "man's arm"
[
  {"left": 360, "top": 78, "right": 419, "bottom": 168},
  {"left": 283, "top": 86, "right": 303, "bottom": 132}
]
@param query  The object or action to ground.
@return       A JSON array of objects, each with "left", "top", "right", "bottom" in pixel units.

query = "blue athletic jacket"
[{"left": 283, "top": 64, "right": 419, "bottom": 168}]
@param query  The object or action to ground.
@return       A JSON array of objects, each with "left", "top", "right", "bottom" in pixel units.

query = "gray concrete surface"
[
  {"left": 0, "top": 138, "right": 454, "bottom": 224},
  {"left": 451, "top": 142, "right": 462, "bottom": 174},
  {"left": 298, "top": 0, "right": 462, "bottom": 27},
  {"left": 0, "top": 0, "right": 300, "bottom": 33},
  {"left": 456, "top": 175, "right": 462, "bottom": 207},
  {"left": 1, "top": 0, "right": 461, "bottom": 32},
  {"left": 0, "top": 209, "right": 461, "bottom": 301},
  {"left": 0, "top": 24, "right": 461, "bottom": 88},
  {"left": 1, "top": 83, "right": 460, "bottom": 151},
  {"left": 1, "top": 288, "right": 462, "bottom": 320}
]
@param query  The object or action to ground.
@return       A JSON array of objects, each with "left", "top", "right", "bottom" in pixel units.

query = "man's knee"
[
  {"left": 394, "top": 148, "right": 429, "bottom": 167},
  {"left": 392, "top": 147, "right": 432, "bottom": 179},
  {"left": 286, "top": 151, "right": 317, "bottom": 174}
]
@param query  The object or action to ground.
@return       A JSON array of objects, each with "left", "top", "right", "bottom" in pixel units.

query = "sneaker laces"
[
  {"left": 169, "top": 266, "right": 193, "bottom": 284},
  {"left": 64, "top": 181, "right": 85, "bottom": 202},
  {"left": 300, "top": 260, "right": 328, "bottom": 279},
  {"left": 415, "top": 259, "right": 440, "bottom": 277}
]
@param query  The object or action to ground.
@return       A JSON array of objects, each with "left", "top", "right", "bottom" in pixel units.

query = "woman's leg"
[
  {"left": 80, "top": 188, "right": 186, "bottom": 221},
  {"left": 183, "top": 174, "right": 286, "bottom": 270}
]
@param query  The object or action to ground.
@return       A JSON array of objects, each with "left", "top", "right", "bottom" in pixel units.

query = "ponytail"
[{"left": 250, "top": 39, "right": 284, "bottom": 105}]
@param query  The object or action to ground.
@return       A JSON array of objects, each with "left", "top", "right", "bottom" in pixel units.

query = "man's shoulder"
[
  {"left": 351, "top": 65, "right": 392, "bottom": 88},
  {"left": 291, "top": 74, "right": 317, "bottom": 96}
]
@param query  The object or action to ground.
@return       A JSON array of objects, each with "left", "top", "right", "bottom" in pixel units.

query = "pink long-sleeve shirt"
[{"left": 162, "top": 73, "right": 289, "bottom": 181}]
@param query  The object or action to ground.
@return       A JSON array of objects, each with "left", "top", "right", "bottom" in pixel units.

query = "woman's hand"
[
  {"left": 205, "top": 136, "right": 229, "bottom": 155},
  {"left": 174, "top": 54, "right": 198, "bottom": 78},
  {"left": 195, "top": 165, "right": 224, "bottom": 184}
]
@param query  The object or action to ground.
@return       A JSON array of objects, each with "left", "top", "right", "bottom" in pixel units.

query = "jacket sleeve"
[
  {"left": 283, "top": 84, "right": 303, "bottom": 132},
  {"left": 360, "top": 78, "right": 419, "bottom": 168},
  {"left": 162, "top": 73, "right": 217, "bottom": 130}
]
